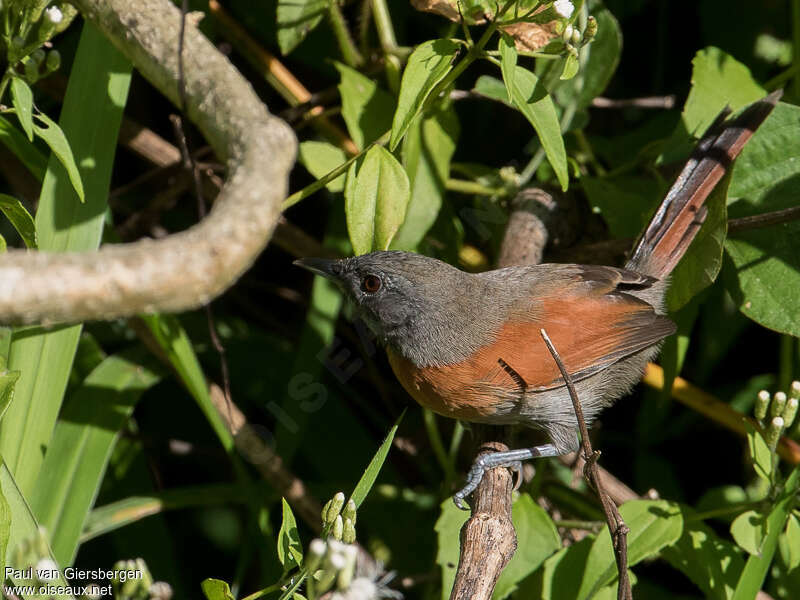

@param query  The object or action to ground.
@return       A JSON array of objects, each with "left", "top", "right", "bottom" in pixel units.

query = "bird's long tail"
[{"left": 626, "top": 90, "right": 782, "bottom": 280}]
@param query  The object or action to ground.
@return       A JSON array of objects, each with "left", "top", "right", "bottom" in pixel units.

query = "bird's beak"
[{"left": 293, "top": 257, "right": 342, "bottom": 281}]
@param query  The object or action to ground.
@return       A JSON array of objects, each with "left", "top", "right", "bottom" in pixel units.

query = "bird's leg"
[{"left": 453, "top": 443, "right": 561, "bottom": 510}]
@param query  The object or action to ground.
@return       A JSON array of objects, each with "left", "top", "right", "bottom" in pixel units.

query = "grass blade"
[
  {"left": 349, "top": 409, "right": 405, "bottom": 508},
  {"left": 0, "top": 22, "right": 132, "bottom": 497},
  {"left": 0, "top": 462, "right": 75, "bottom": 598},
  {"left": 30, "top": 349, "right": 161, "bottom": 565}
]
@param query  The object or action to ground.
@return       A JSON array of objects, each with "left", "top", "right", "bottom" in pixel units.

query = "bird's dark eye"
[{"left": 361, "top": 274, "right": 382, "bottom": 293}]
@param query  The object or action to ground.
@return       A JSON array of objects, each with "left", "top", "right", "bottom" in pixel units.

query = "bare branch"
[
  {"left": 0, "top": 0, "right": 296, "bottom": 324},
  {"left": 540, "top": 329, "right": 632, "bottom": 600}
]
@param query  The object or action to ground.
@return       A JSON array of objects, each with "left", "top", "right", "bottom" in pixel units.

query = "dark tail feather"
[{"left": 626, "top": 90, "right": 782, "bottom": 279}]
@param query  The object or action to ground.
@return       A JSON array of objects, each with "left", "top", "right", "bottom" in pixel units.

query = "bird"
[{"left": 295, "top": 91, "right": 780, "bottom": 509}]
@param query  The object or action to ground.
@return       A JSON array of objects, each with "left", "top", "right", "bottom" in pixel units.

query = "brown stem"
[
  {"left": 728, "top": 206, "right": 800, "bottom": 234},
  {"left": 540, "top": 330, "right": 632, "bottom": 600}
]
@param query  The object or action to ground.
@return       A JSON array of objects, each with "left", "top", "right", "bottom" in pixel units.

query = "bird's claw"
[{"left": 452, "top": 456, "right": 524, "bottom": 510}]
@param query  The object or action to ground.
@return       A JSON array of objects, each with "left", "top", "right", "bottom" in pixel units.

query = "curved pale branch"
[{"left": 0, "top": 0, "right": 296, "bottom": 324}]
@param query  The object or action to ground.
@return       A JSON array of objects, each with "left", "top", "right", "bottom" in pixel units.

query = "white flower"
[
  {"left": 554, "top": 0, "right": 574, "bottom": 19},
  {"left": 44, "top": 6, "right": 63, "bottom": 24}
]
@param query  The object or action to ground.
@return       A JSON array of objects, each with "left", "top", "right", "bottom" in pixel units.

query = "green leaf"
[
  {"left": 435, "top": 498, "right": 470, "bottom": 600},
  {"left": 0, "top": 194, "right": 37, "bottom": 248},
  {"left": 732, "top": 467, "right": 800, "bottom": 599},
  {"left": 0, "top": 115, "right": 47, "bottom": 180},
  {"left": 10, "top": 77, "right": 34, "bottom": 141},
  {"left": 560, "top": 53, "right": 579, "bottom": 80},
  {"left": 500, "top": 64, "right": 568, "bottom": 191},
  {"left": 201, "top": 578, "right": 236, "bottom": 600},
  {"left": 555, "top": 5, "right": 622, "bottom": 109},
  {"left": 473, "top": 75, "right": 511, "bottom": 105},
  {"left": 662, "top": 516, "right": 745, "bottom": 600},
  {"left": 493, "top": 494, "right": 561, "bottom": 600},
  {"left": 0, "top": 23, "right": 131, "bottom": 498},
  {"left": 725, "top": 102, "right": 800, "bottom": 336},
  {"left": 780, "top": 513, "right": 800, "bottom": 572},
  {"left": 298, "top": 141, "right": 348, "bottom": 192},
  {"left": 0, "top": 235, "right": 5, "bottom": 253},
  {"left": 499, "top": 34, "right": 517, "bottom": 101},
  {"left": 0, "top": 369, "right": 20, "bottom": 427},
  {"left": 731, "top": 510, "right": 767, "bottom": 556},
  {"left": 0, "top": 463, "right": 75, "bottom": 598},
  {"left": 30, "top": 350, "right": 161, "bottom": 565},
  {"left": 276, "top": 0, "right": 330, "bottom": 55},
  {"left": 345, "top": 145, "right": 410, "bottom": 254},
  {"left": 392, "top": 106, "right": 458, "bottom": 250},
  {"left": 578, "top": 500, "right": 683, "bottom": 599},
  {"left": 0, "top": 470, "right": 8, "bottom": 579},
  {"left": 746, "top": 423, "right": 773, "bottom": 481},
  {"left": 683, "top": 47, "right": 765, "bottom": 138},
  {"left": 666, "top": 172, "right": 728, "bottom": 311},
  {"left": 348, "top": 410, "right": 404, "bottom": 509},
  {"left": 278, "top": 498, "right": 303, "bottom": 568},
  {"left": 660, "top": 47, "right": 764, "bottom": 165},
  {"left": 33, "top": 112, "right": 85, "bottom": 203},
  {"left": 335, "top": 62, "right": 396, "bottom": 150},
  {"left": 390, "top": 39, "right": 460, "bottom": 150}
]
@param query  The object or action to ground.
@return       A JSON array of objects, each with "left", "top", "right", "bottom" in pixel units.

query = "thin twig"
[
  {"left": 175, "top": 1, "right": 235, "bottom": 431},
  {"left": 591, "top": 95, "right": 676, "bottom": 109},
  {"left": 540, "top": 329, "right": 632, "bottom": 600},
  {"left": 728, "top": 206, "right": 800, "bottom": 234}
]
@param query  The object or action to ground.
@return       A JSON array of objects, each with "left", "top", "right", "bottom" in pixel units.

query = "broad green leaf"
[
  {"left": 298, "top": 141, "right": 348, "bottom": 192},
  {"left": 0, "top": 235, "right": 4, "bottom": 253},
  {"left": 746, "top": 423, "right": 773, "bottom": 481},
  {"left": 660, "top": 47, "right": 764, "bottom": 165},
  {"left": 493, "top": 494, "right": 561, "bottom": 600},
  {"left": 683, "top": 47, "right": 765, "bottom": 138},
  {"left": 0, "top": 23, "right": 131, "bottom": 498},
  {"left": 33, "top": 112, "right": 85, "bottom": 203},
  {"left": 202, "top": 578, "right": 236, "bottom": 600},
  {"left": 10, "top": 77, "right": 34, "bottom": 141},
  {"left": 30, "top": 350, "right": 161, "bottom": 565},
  {"left": 0, "top": 369, "right": 20, "bottom": 425},
  {"left": 348, "top": 410, "right": 404, "bottom": 508},
  {"left": 662, "top": 517, "right": 745, "bottom": 600},
  {"left": 0, "top": 463, "right": 75, "bottom": 598},
  {"left": 666, "top": 173, "right": 728, "bottom": 311},
  {"left": 725, "top": 102, "right": 800, "bottom": 336},
  {"left": 732, "top": 467, "right": 800, "bottom": 599},
  {"left": 345, "top": 145, "right": 410, "bottom": 254},
  {"left": 500, "top": 64, "right": 568, "bottom": 190},
  {"left": 276, "top": 0, "right": 329, "bottom": 55},
  {"left": 499, "top": 34, "right": 517, "bottom": 101},
  {"left": 578, "top": 500, "right": 683, "bottom": 599},
  {"left": 780, "top": 513, "right": 800, "bottom": 571},
  {"left": 473, "top": 75, "right": 511, "bottom": 105},
  {"left": 555, "top": 4, "right": 621, "bottom": 109},
  {"left": 392, "top": 106, "right": 458, "bottom": 250},
  {"left": 730, "top": 510, "right": 767, "bottom": 556},
  {"left": 390, "top": 39, "right": 460, "bottom": 150},
  {"left": 278, "top": 498, "right": 303, "bottom": 568},
  {"left": 0, "top": 193, "right": 37, "bottom": 248},
  {"left": 435, "top": 498, "right": 470, "bottom": 600},
  {"left": 0, "top": 115, "right": 47, "bottom": 180},
  {"left": 335, "top": 63, "right": 396, "bottom": 150}
]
